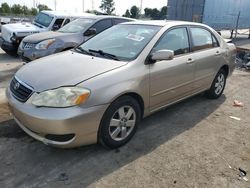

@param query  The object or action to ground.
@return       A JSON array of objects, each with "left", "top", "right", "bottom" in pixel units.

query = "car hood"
[
  {"left": 3, "top": 22, "right": 41, "bottom": 33},
  {"left": 2, "top": 22, "right": 42, "bottom": 42},
  {"left": 23, "top": 31, "right": 73, "bottom": 43},
  {"left": 16, "top": 51, "right": 127, "bottom": 92}
]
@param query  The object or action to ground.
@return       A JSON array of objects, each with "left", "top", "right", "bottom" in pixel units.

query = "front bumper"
[
  {"left": 18, "top": 46, "right": 58, "bottom": 62},
  {"left": 6, "top": 87, "right": 109, "bottom": 148},
  {"left": 0, "top": 37, "right": 19, "bottom": 52}
]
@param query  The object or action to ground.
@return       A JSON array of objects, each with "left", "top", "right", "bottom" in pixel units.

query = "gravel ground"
[{"left": 0, "top": 51, "right": 250, "bottom": 187}]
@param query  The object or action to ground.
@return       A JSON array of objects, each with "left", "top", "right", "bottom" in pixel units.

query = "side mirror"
[
  {"left": 149, "top": 50, "right": 174, "bottom": 64},
  {"left": 84, "top": 28, "right": 97, "bottom": 37},
  {"left": 145, "top": 50, "right": 174, "bottom": 64}
]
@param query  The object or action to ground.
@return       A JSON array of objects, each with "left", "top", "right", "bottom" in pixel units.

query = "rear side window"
[
  {"left": 113, "top": 19, "right": 131, "bottom": 25},
  {"left": 153, "top": 27, "right": 190, "bottom": 56},
  {"left": 62, "top": 18, "right": 71, "bottom": 26},
  {"left": 190, "top": 27, "right": 214, "bottom": 51},
  {"left": 212, "top": 35, "right": 219, "bottom": 47},
  {"left": 92, "top": 19, "right": 112, "bottom": 34}
]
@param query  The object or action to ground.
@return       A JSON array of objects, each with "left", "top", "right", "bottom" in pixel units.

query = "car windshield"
[
  {"left": 58, "top": 18, "right": 95, "bottom": 33},
  {"left": 78, "top": 24, "right": 161, "bottom": 61},
  {"left": 34, "top": 12, "right": 54, "bottom": 28}
]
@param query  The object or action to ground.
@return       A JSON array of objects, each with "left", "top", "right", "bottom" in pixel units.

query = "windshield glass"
[
  {"left": 78, "top": 24, "right": 161, "bottom": 61},
  {"left": 34, "top": 12, "right": 53, "bottom": 28},
  {"left": 58, "top": 18, "right": 95, "bottom": 33}
]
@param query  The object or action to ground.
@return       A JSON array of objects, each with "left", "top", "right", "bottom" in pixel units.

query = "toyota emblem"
[{"left": 14, "top": 82, "right": 20, "bottom": 90}]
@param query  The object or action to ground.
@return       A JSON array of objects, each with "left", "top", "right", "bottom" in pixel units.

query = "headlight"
[
  {"left": 35, "top": 39, "right": 56, "bottom": 50},
  {"left": 32, "top": 87, "right": 90, "bottom": 107}
]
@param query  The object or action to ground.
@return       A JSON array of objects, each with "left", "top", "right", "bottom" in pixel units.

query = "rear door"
[
  {"left": 189, "top": 27, "right": 224, "bottom": 92},
  {"left": 149, "top": 27, "right": 196, "bottom": 111}
]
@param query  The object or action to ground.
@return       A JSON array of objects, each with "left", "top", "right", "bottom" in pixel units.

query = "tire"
[
  {"left": 3, "top": 49, "right": 18, "bottom": 57},
  {"left": 98, "top": 96, "right": 141, "bottom": 149},
  {"left": 205, "top": 69, "right": 227, "bottom": 99}
]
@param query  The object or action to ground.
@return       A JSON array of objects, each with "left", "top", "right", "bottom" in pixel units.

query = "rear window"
[{"left": 190, "top": 27, "right": 213, "bottom": 51}]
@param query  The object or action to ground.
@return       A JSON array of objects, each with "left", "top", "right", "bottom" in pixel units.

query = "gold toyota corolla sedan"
[{"left": 6, "top": 21, "right": 236, "bottom": 148}]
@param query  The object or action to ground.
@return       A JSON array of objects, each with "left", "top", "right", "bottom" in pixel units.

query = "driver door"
[{"left": 149, "top": 27, "right": 195, "bottom": 111}]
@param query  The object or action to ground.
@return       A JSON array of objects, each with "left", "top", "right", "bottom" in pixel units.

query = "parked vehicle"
[
  {"left": 18, "top": 16, "right": 134, "bottom": 62},
  {"left": 7, "top": 21, "right": 236, "bottom": 148},
  {"left": 0, "top": 17, "right": 11, "bottom": 32},
  {"left": 0, "top": 10, "right": 92, "bottom": 55},
  {"left": 167, "top": 0, "right": 250, "bottom": 31}
]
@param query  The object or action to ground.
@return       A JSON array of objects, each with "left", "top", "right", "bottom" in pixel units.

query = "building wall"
[
  {"left": 203, "top": 0, "right": 250, "bottom": 30},
  {"left": 167, "top": 0, "right": 250, "bottom": 30},
  {"left": 167, "top": 0, "right": 205, "bottom": 22}
]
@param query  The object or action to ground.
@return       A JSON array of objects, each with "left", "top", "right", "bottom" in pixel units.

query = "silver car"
[
  {"left": 7, "top": 21, "right": 236, "bottom": 148},
  {"left": 18, "top": 16, "right": 134, "bottom": 62}
]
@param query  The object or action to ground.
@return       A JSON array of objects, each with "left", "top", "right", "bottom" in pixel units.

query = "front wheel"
[
  {"left": 205, "top": 69, "right": 227, "bottom": 99},
  {"left": 3, "top": 49, "right": 18, "bottom": 57},
  {"left": 98, "top": 96, "right": 141, "bottom": 149}
]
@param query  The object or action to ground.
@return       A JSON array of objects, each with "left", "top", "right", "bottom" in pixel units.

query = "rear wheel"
[
  {"left": 205, "top": 69, "right": 227, "bottom": 99},
  {"left": 99, "top": 96, "right": 141, "bottom": 149}
]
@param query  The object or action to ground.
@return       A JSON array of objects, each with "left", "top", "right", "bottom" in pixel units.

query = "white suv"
[{"left": 0, "top": 10, "right": 92, "bottom": 55}]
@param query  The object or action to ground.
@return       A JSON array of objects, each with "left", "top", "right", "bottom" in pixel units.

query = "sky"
[{"left": 0, "top": 0, "right": 168, "bottom": 16}]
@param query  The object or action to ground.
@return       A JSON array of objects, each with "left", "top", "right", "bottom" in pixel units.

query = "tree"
[
  {"left": 160, "top": 6, "right": 167, "bottom": 19},
  {"left": 130, "top": 6, "right": 139, "bottom": 18},
  {"left": 99, "top": 0, "right": 115, "bottom": 15},
  {"left": 144, "top": 8, "right": 153, "bottom": 18},
  {"left": 37, "top": 4, "right": 51, "bottom": 12},
  {"left": 0, "top": 3, "right": 11, "bottom": 14},
  {"left": 30, "top": 8, "right": 38, "bottom": 15},
  {"left": 144, "top": 7, "right": 162, "bottom": 20},
  {"left": 21, "top": 5, "right": 29, "bottom": 15},
  {"left": 11, "top": 4, "right": 23, "bottom": 15},
  {"left": 123, "top": 9, "right": 131, "bottom": 18}
]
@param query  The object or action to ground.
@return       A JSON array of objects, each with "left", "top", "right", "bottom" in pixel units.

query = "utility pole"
[
  {"left": 54, "top": 0, "right": 57, "bottom": 11},
  {"left": 33, "top": 0, "right": 36, "bottom": 8},
  {"left": 82, "top": 0, "right": 85, "bottom": 12},
  {"left": 140, "top": 0, "right": 143, "bottom": 15},
  {"left": 235, "top": 11, "right": 241, "bottom": 39},
  {"left": 92, "top": 0, "right": 94, "bottom": 11}
]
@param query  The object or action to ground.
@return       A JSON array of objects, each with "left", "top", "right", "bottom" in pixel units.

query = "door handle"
[
  {"left": 215, "top": 51, "right": 221, "bottom": 56},
  {"left": 186, "top": 58, "right": 195, "bottom": 64}
]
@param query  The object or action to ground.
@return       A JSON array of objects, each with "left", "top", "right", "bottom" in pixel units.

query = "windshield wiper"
[
  {"left": 33, "top": 22, "right": 43, "bottom": 28},
  {"left": 88, "top": 49, "right": 120, "bottom": 61},
  {"left": 75, "top": 47, "right": 94, "bottom": 56}
]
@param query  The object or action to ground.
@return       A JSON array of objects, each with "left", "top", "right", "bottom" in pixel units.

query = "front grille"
[
  {"left": 22, "top": 42, "right": 34, "bottom": 50},
  {"left": 10, "top": 77, "right": 33, "bottom": 102}
]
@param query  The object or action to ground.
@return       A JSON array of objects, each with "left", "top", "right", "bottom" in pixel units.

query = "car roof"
[
  {"left": 121, "top": 20, "right": 206, "bottom": 27},
  {"left": 41, "top": 10, "right": 94, "bottom": 17},
  {"left": 76, "top": 15, "right": 135, "bottom": 21}
]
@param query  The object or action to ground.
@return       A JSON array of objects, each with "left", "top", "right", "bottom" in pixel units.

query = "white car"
[{"left": 0, "top": 10, "right": 92, "bottom": 55}]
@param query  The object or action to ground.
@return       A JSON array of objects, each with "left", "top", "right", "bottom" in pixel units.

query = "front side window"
[
  {"left": 190, "top": 27, "right": 213, "bottom": 51},
  {"left": 113, "top": 19, "right": 131, "bottom": 25},
  {"left": 58, "top": 18, "right": 94, "bottom": 33},
  {"left": 34, "top": 13, "right": 53, "bottom": 28},
  {"left": 92, "top": 19, "right": 113, "bottom": 33},
  {"left": 153, "top": 27, "right": 190, "bottom": 56},
  {"left": 77, "top": 24, "right": 161, "bottom": 61}
]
